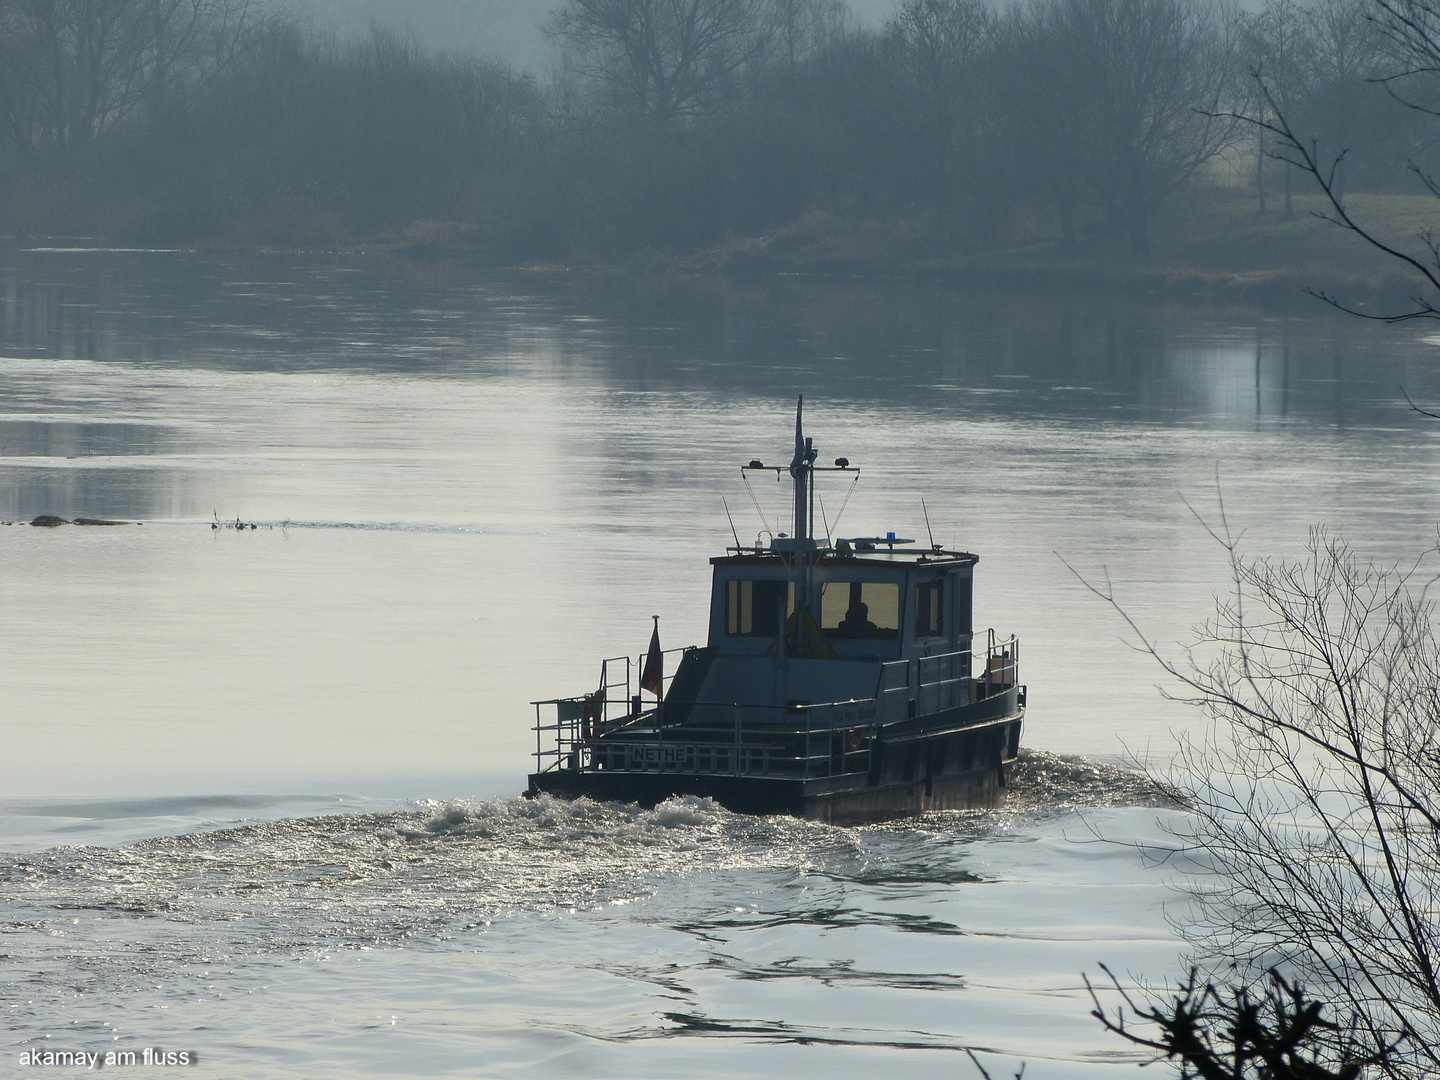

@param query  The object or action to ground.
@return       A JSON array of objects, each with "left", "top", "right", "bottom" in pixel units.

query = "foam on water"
[
  {"left": 1, "top": 757, "right": 1185, "bottom": 1079},
  {"left": 1005, "top": 749, "right": 1178, "bottom": 813}
]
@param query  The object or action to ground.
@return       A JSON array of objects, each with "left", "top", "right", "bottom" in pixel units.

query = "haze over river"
[{"left": 3, "top": 249, "right": 1438, "bottom": 1077}]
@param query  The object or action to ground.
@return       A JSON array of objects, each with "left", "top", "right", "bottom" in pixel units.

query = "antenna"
[
  {"left": 818, "top": 495, "right": 832, "bottom": 547},
  {"left": 741, "top": 470, "right": 773, "bottom": 538},
  {"left": 723, "top": 496, "right": 742, "bottom": 549},
  {"left": 831, "top": 470, "right": 860, "bottom": 538},
  {"left": 922, "top": 498, "right": 939, "bottom": 551}
]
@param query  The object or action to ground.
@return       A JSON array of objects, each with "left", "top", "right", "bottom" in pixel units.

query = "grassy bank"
[
  {"left": 616, "top": 187, "right": 1439, "bottom": 312},
  {"left": 14, "top": 185, "right": 1428, "bottom": 314}
]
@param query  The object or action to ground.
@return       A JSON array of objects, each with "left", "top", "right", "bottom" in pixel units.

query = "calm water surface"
[{"left": 2, "top": 250, "right": 1438, "bottom": 1076}]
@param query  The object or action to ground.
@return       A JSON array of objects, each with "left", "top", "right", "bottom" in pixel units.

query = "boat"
[{"left": 525, "top": 397, "right": 1025, "bottom": 823}]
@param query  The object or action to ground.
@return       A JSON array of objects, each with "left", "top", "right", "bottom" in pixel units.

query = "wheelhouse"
[{"left": 709, "top": 551, "right": 975, "bottom": 662}]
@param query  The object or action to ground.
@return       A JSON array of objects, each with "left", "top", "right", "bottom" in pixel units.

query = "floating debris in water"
[
  {"left": 213, "top": 511, "right": 261, "bottom": 531},
  {"left": 26, "top": 515, "right": 134, "bottom": 527}
]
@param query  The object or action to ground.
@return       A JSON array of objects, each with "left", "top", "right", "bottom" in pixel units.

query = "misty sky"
[{"left": 301, "top": 0, "right": 900, "bottom": 71}]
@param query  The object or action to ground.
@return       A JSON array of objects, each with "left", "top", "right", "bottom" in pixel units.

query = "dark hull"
[{"left": 527, "top": 688, "right": 1023, "bottom": 825}]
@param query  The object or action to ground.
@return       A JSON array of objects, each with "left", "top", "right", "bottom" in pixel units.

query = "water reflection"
[
  {"left": 0, "top": 465, "right": 182, "bottom": 521},
  {"left": 0, "top": 419, "right": 174, "bottom": 458},
  {"left": 0, "top": 252, "right": 1427, "bottom": 426},
  {"left": 0, "top": 253, "right": 1421, "bottom": 523}
]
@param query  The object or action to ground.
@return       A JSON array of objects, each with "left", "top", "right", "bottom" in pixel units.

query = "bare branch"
[
  {"left": 1400, "top": 386, "right": 1440, "bottom": 419},
  {"left": 1210, "top": 66, "right": 1440, "bottom": 323},
  {"left": 1073, "top": 510, "right": 1440, "bottom": 1077}
]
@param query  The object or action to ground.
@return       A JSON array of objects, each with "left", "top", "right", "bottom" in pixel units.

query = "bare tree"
[
  {"left": 886, "top": 0, "right": 996, "bottom": 236},
  {"left": 1210, "top": 1, "right": 1440, "bottom": 322},
  {"left": 0, "top": 0, "right": 262, "bottom": 168},
  {"left": 1001, "top": 0, "right": 1092, "bottom": 247},
  {"left": 1076, "top": 522, "right": 1440, "bottom": 1078},
  {"left": 544, "top": 0, "right": 773, "bottom": 124},
  {"left": 1240, "top": 0, "right": 1315, "bottom": 217},
  {"left": 1306, "top": 0, "right": 1387, "bottom": 207},
  {"left": 1370, "top": 0, "right": 1440, "bottom": 151},
  {"left": 191, "top": 22, "right": 542, "bottom": 238},
  {"left": 1043, "top": 0, "right": 1239, "bottom": 257},
  {"left": 1373, "top": 0, "right": 1440, "bottom": 107},
  {"left": 763, "top": 0, "right": 846, "bottom": 78}
]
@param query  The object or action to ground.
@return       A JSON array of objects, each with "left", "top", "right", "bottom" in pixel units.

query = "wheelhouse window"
[
  {"left": 819, "top": 581, "right": 900, "bottom": 640},
  {"left": 915, "top": 579, "right": 946, "bottom": 638},
  {"left": 726, "top": 579, "right": 791, "bottom": 637}
]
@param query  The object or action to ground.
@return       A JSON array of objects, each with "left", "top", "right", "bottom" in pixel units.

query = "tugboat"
[{"left": 525, "top": 398, "right": 1024, "bottom": 823}]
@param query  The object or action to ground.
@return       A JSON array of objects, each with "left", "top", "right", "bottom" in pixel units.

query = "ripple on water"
[{"left": 1, "top": 756, "right": 1178, "bottom": 1077}]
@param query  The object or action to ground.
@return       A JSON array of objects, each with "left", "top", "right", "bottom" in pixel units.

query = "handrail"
[
  {"left": 533, "top": 645, "right": 698, "bottom": 721},
  {"left": 531, "top": 632, "right": 1020, "bottom": 779}
]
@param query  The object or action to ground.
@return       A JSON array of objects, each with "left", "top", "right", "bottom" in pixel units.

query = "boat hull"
[{"left": 527, "top": 691, "right": 1023, "bottom": 824}]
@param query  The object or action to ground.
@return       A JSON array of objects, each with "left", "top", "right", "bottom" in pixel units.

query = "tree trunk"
[{"left": 1256, "top": 122, "right": 1266, "bottom": 216}]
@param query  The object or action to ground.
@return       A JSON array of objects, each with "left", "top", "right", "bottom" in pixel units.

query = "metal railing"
[
  {"left": 532, "top": 646, "right": 694, "bottom": 771},
  {"left": 532, "top": 697, "right": 878, "bottom": 780},
  {"left": 531, "top": 633, "right": 1020, "bottom": 781},
  {"left": 877, "top": 633, "right": 1019, "bottom": 722}
]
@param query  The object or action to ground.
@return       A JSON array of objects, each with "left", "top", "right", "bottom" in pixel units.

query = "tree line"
[{"left": 0, "top": 0, "right": 1428, "bottom": 258}]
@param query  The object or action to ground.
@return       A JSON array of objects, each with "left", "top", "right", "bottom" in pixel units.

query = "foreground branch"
[
  {"left": 1071, "top": 519, "right": 1440, "bottom": 1079},
  {"left": 1088, "top": 964, "right": 1394, "bottom": 1079},
  {"left": 1215, "top": 73, "right": 1440, "bottom": 323}
]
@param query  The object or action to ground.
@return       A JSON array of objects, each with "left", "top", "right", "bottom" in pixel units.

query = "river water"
[{"left": 2, "top": 250, "right": 1437, "bottom": 1076}]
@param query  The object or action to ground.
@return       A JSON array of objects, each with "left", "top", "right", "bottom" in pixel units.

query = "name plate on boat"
[{"left": 629, "top": 745, "right": 694, "bottom": 767}]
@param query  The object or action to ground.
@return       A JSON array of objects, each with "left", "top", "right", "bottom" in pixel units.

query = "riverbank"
[
  {"left": 386, "top": 186, "right": 1428, "bottom": 312},
  {"left": 10, "top": 186, "right": 1430, "bottom": 313},
  {"left": 625, "top": 188, "right": 1434, "bottom": 312}
]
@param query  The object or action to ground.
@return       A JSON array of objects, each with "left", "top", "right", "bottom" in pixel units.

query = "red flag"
[{"left": 640, "top": 618, "right": 663, "bottom": 696}]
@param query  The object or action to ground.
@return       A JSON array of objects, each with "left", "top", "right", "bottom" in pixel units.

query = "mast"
[
  {"left": 788, "top": 395, "right": 817, "bottom": 651},
  {"left": 790, "top": 395, "right": 808, "bottom": 545}
]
